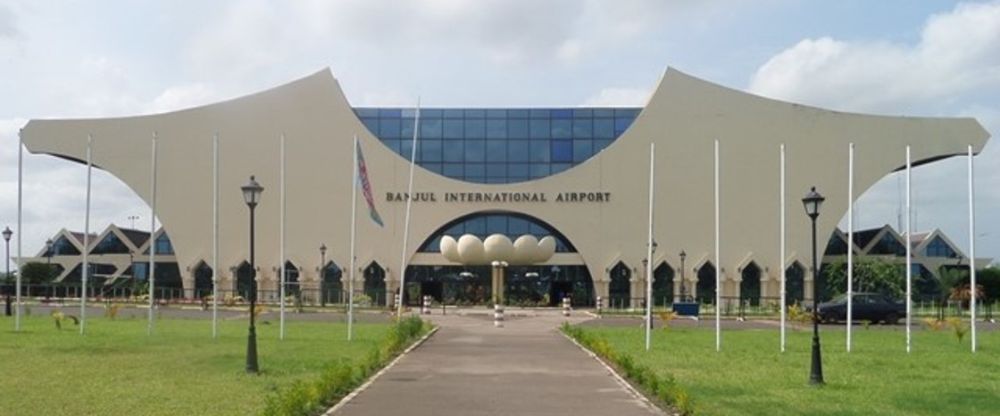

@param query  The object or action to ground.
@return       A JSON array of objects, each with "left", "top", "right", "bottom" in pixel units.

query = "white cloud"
[{"left": 749, "top": 1, "right": 1000, "bottom": 114}]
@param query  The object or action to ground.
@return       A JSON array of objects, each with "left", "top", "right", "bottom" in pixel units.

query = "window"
[
  {"left": 572, "top": 140, "right": 593, "bottom": 162},
  {"left": 530, "top": 141, "right": 550, "bottom": 163},
  {"left": 486, "top": 141, "right": 507, "bottom": 162},
  {"left": 529, "top": 119, "right": 550, "bottom": 139},
  {"left": 421, "top": 140, "right": 442, "bottom": 162},
  {"left": 925, "top": 237, "right": 957, "bottom": 258},
  {"left": 551, "top": 119, "right": 572, "bottom": 139},
  {"left": 551, "top": 140, "right": 572, "bottom": 163},
  {"left": 443, "top": 119, "right": 464, "bottom": 139},
  {"left": 465, "top": 140, "right": 485, "bottom": 162}
]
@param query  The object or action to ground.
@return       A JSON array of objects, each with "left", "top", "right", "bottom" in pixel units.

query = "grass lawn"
[
  {"left": 581, "top": 324, "right": 1000, "bottom": 415},
  {"left": 0, "top": 313, "right": 388, "bottom": 416}
]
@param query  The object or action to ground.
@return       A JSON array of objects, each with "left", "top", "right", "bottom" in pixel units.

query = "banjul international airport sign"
[{"left": 385, "top": 191, "right": 612, "bottom": 203}]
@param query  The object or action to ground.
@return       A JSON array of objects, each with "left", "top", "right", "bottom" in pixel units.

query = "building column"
[
  {"left": 182, "top": 270, "right": 195, "bottom": 299},
  {"left": 385, "top": 269, "right": 399, "bottom": 309},
  {"left": 593, "top": 279, "right": 608, "bottom": 306}
]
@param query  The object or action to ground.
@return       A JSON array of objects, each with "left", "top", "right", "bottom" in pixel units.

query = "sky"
[{"left": 1, "top": 0, "right": 999, "bottom": 267}]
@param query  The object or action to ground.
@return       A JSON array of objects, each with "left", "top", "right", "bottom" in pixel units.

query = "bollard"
[
  {"left": 394, "top": 293, "right": 401, "bottom": 312},
  {"left": 596, "top": 296, "right": 603, "bottom": 316},
  {"left": 422, "top": 295, "right": 431, "bottom": 315},
  {"left": 562, "top": 297, "right": 571, "bottom": 317},
  {"left": 494, "top": 303, "right": 504, "bottom": 327}
]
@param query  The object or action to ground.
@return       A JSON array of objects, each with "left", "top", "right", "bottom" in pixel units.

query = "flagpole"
[
  {"left": 279, "top": 134, "right": 286, "bottom": 340},
  {"left": 348, "top": 135, "right": 358, "bottom": 342},
  {"left": 715, "top": 139, "right": 721, "bottom": 352},
  {"left": 968, "top": 144, "right": 977, "bottom": 353},
  {"left": 779, "top": 143, "right": 786, "bottom": 352},
  {"left": 148, "top": 133, "right": 158, "bottom": 336},
  {"left": 15, "top": 130, "right": 23, "bottom": 331},
  {"left": 81, "top": 134, "right": 93, "bottom": 335},
  {"left": 397, "top": 98, "right": 421, "bottom": 318},
  {"left": 212, "top": 133, "right": 219, "bottom": 338},
  {"left": 905, "top": 145, "right": 912, "bottom": 353},
  {"left": 645, "top": 142, "right": 655, "bottom": 351},
  {"left": 847, "top": 143, "right": 854, "bottom": 352}
]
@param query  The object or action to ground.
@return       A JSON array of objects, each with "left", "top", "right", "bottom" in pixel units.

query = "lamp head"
[
  {"left": 802, "top": 186, "right": 824, "bottom": 219},
  {"left": 2, "top": 226, "right": 11, "bottom": 242},
  {"left": 241, "top": 175, "right": 264, "bottom": 208}
]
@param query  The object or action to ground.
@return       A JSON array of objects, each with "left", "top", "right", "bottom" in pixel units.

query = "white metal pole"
[
  {"left": 348, "top": 135, "right": 358, "bottom": 342},
  {"left": 212, "top": 133, "right": 219, "bottom": 338},
  {"left": 397, "top": 99, "right": 421, "bottom": 318},
  {"left": 905, "top": 145, "right": 912, "bottom": 353},
  {"left": 968, "top": 144, "right": 977, "bottom": 352},
  {"left": 847, "top": 143, "right": 854, "bottom": 352},
  {"left": 780, "top": 143, "right": 786, "bottom": 352},
  {"left": 279, "top": 134, "right": 286, "bottom": 340},
  {"left": 15, "top": 130, "right": 23, "bottom": 331},
  {"left": 148, "top": 133, "right": 158, "bottom": 336},
  {"left": 80, "top": 134, "right": 93, "bottom": 335},
  {"left": 715, "top": 139, "right": 721, "bottom": 352},
  {"left": 645, "top": 142, "right": 655, "bottom": 351}
]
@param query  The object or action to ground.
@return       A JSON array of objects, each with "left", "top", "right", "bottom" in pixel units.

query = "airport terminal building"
[{"left": 20, "top": 68, "right": 990, "bottom": 307}]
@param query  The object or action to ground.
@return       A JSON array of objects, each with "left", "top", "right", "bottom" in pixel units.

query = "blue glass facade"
[{"left": 355, "top": 107, "right": 640, "bottom": 184}]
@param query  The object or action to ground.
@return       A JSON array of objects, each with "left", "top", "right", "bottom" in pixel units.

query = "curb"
[
  {"left": 560, "top": 330, "right": 669, "bottom": 416},
  {"left": 322, "top": 326, "right": 440, "bottom": 415}
]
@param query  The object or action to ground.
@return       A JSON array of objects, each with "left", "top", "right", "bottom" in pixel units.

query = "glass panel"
[
  {"left": 486, "top": 141, "right": 507, "bottom": 162},
  {"left": 551, "top": 119, "right": 572, "bottom": 139},
  {"left": 465, "top": 163, "right": 485, "bottom": 177},
  {"left": 530, "top": 140, "right": 550, "bottom": 162},
  {"left": 594, "top": 119, "right": 614, "bottom": 139},
  {"left": 379, "top": 118, "right": 401, "bottom": 139},
  {"left": 573, "top": 109, "right": 593, "bottom": 118},
  {"left": 443, "top": 119, "right": 464, "bottom": 139},
  {"left": 615, "top": 117, "right": 633, "bottom": 134},
  {"left": 551, "top": 163, "right": 571, "bottom": 174},
  {"left": 421, "top": 119, "right": 442, "bottom": 139},
  {"left": 379, "top": 109, "right": 402, "bottom": 118},
  {"left": 551, "top": 109, "right": 573, "bottom": 118},
  {"left": 362, "top": 118, "right": 378, "bottom": 135},
  {"left": 399, "top": 140, "right": 412, "bottom": 159},
  {"left": 421, "top": 140, "right": 442, "bottom": 162},
  {"left": 486, "top": 109, "right": 506, "bottom": 119},
  {"left": 508, "top": 140, "right": 529, "bottom": 162},
  {"left": 530, "top": 119, "right": 550, "bottom": 139},
  {"left": 464, "top": 119, "right": 486, "bottom": 139},
  {"left": 465, "top": 217, "right": 486, "bottom": 235},
  {"left": 464, "top": 109, "right": 485, "bottom": 118},
  {"left": 572, "top": 119, "right": 592, "bottom": 139},
  {"left": 530, "top": 164, "right": 550, "bottom": 178},
  {"left": 486, "top": 119, "right": 507, "bottom": 139},
  {"left": 443, "top": 109, "right": 464, "bottom": 118},
  {"left": 443, "top": 141, "right": 464, "bottom": 162},
  {"left": 465, "top": 140, "right": 485, "bottom": 162},
  {"left": 551, "top": 140, "right": 572, "bottom": 163},
  {"left": 508, "top": 119, "right": 529, "bottom": 138},
  {"left": 573, "top": 140, "right": 593, "bottom": 162},
  {"left": 486, "top": 216, "right": 508, "bottom": 233},
  {"left": 355, "top": 108, "right": 379, "bottom": 118},
  {"left": 443, "top": 163, "right": 464, "bottom": 178},
  {"left": 400, "top": 118, "right": 415, "bottom": 138},
  {"left": 486, "top": 163, "right": 506, "bottom": 178},
  {"left": 508, "top": 163, "right": 529, "bottom": 177}
]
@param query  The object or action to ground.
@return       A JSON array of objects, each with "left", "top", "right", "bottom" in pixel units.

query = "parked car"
[{"left": 816, "top": 292, "right": 906, "bottom": 324}]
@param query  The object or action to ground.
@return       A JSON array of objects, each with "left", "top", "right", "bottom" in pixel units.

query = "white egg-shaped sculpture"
[
  {"left": 483, "top": 234, "right": 514, "bottom": 262},
  {"left": 534, "top": 236, "right": 557, "bottom": 262},
  {"left": 457, "top": 234, "right": 486, "bottom": 265},
  {"left": 440, "top": 235, "right": 460, "bottom": 262},
  {"left": 512, "top": 235, "right": 539, "bottom": 264}
]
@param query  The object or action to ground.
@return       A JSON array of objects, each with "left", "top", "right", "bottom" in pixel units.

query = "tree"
[
  {"left": 822, "top": 257, "right": 904, "bottom": 300},
  {"left": 975, "top": 267, "right": 1000, "bottom": 302},
  {"left": 19, "top": 262, "right": 58, "bottom": 285}
]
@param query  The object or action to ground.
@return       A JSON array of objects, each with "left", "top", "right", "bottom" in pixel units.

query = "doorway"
[{"left": 549, "top": 281, "right": 573, "bottom": 306}]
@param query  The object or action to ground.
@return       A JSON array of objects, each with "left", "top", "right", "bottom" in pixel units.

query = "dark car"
[{"left": 816, "top": 292, "right": 906, "bottom": 324}]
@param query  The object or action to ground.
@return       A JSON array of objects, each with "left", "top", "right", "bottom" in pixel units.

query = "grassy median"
[
  {"left": 574, "top": 323, "right": 999, "bottom": 415},
  {"left": 0, "top": 313, "right": 390, "bottom": 416}
]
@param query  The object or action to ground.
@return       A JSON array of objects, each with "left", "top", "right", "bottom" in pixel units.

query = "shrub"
[
  {"left": 261, "top": 316, "right": 429, "bottom": 416},
  {"left": 561, "top": 324, "right": 694, "bottom": 415}
]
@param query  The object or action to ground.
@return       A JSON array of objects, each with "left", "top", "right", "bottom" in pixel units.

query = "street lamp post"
[
  {"left": 319, "top": 244, "right": 327, "bottom": 307},
  {"left": 802, "top": 186, "right": 825, "bottom": 385},
  {"left": 241, "top": 175, "right": 264, "bottom": 374},
  {"left": 679, "top": 250, "right": 687, "bottom": 302},
  {"left": 3, "top": 226, "right": 12, "bottom": 316}
]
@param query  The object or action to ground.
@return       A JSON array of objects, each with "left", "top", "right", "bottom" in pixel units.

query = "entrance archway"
[
  {"left": 785, "top": 262, "right": 805, "bottom": 305},
  {"left": 235, "top": 261, "right": 255, "bottom": 300},
  {"left": 609, "top": 261, "right": 631, "bottom": 309},
  {"left": 652, "top": 262, "right": 674, "bottom": 306},
  {"left": 740, "top": 262, "right": 762, "bottom": 306},
  {"left": 696, "top": 262, "right": 716, "bottom": 304},
  {"left": 321, "top": 261, "right": 343, "bottom": 305},
  {"left": 363, "top": 262, "right": 386, "bottom": 306},
  {"left": 193, "top": 261, "right": 213, "bottom": 298}
]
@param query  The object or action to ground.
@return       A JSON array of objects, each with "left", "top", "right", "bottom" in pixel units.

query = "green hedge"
[
  {"left": 561, "top": 323, "right": 694, "bottom": 415},
  {"left": 261, "top": 317, "right": 430, "bottom": 416}
]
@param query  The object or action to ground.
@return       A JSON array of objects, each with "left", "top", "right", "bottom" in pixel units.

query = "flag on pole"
[{"left": 355, "top": 140, "right": 384, "bottom": 227}]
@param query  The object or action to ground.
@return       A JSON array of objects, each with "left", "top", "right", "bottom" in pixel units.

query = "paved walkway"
[{"left": 332, "top": 310, "right": 663, "bottom": 416}]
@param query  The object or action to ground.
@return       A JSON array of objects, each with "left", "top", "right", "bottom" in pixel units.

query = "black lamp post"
[
  {"left": 802, "top": 186, "right": 825, "bottom": 385},
  {"left": 679, "top": 250, "right": 687, "bottom": 302},
  {"left": 241, "top": 175, "right": 264, "bottom": 374},
  {"left": 319, "top": 243, "right": 327, "bottom": 307},
  {"left": 3, "top": 226, "right": 12, "bottom": 316}
]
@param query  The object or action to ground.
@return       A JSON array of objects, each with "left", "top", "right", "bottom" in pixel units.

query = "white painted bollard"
[
  {"left": 394, "top": 293, "right": 400, "bottom": 310},
  {"left": 562, "top": 297, "right": 571, "bottom": 317},
  {"left": 422, "top": 295, "right": 431, "bottom": 315},
  {"left": 494, "top": 304, "right": 504, "bottom": 327},
  {"left": 596, "top": 296, "right": 603, "bottom": 316}
]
